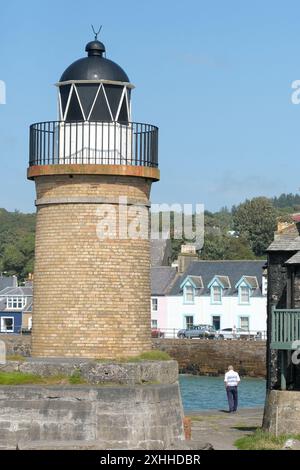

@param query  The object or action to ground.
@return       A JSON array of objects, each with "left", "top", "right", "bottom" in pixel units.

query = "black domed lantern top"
[
  {"left": 85, "top": 40, "right": 106, "bottom": 57},
  {"left": 57, "top": 39, "right": 133, "bottom": 123}
]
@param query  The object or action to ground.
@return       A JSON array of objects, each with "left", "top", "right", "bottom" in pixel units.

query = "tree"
[
  {"left": 233, "top": 197, "right": 277, "bottom": 257},
  {"left": 225, "top": 236, "right": 256, "bottom": 260},
  {"left": 201, "top": 234, "right": 255, "bottom": 260},
  {"left": 1, "top": 244, "right": 26, "bottom": 275},
  {"left": 1, "top": 233, "right": 35, "bottom": 280}
]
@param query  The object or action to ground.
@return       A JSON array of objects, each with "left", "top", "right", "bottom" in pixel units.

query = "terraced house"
[
  {"left": 0, "top": 283, "right": 33, "bottom": 334},
  {"left": 151, "top": 259, "right": 267, "bottom": 337}
]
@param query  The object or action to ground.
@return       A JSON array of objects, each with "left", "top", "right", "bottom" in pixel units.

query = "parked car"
[
  {"left": 215, "top": 327, "right": 256, "bottom": 340},
  {"left": 177, "top": 324, "right": 216, "bottom": 339},
  {"left": 151, "top": 328, "right": 165, "bottom": 338}
]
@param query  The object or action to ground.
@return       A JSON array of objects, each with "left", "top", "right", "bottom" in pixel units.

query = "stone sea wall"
[
  {"left": 0, "top": 334, "right": 266, "bottom": 377},
  {"left": 153, "top": 339, "right": 266, "bottom": 377}
]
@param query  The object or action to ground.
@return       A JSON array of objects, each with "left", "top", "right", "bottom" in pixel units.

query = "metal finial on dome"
[
  {"left": 91, "top": 24, "right": 102, "bottom": 41},
  {"left": 85, "top": 25, "right": 105, "bottom": 57}
]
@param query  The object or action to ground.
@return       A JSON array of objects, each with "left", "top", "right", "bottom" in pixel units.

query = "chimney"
[
  {"left": 177, "top": 244, "right": 198, "bottom": 274},
  {"left": 292, "top": 213, "right": 300, "bottom": 236}
]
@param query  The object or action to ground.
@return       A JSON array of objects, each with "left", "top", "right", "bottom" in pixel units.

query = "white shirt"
[{"left": 224, "top": 370, "right": 240, "bottom": 387}]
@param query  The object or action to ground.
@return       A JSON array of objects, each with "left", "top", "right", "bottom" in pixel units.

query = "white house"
[{"left": 151, "top": 260, "right": 267, "bottom": 336}]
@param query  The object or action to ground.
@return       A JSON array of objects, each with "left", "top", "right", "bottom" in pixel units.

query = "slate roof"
[
  {"left": 169, "top": 260, "right": 266, "bottom": 297},
  {"left": 243, "top": 276, "right": 259, "bottom": 289},
  {"left": 267, "top": 235, "right": 300, "bottom": 251},
  {"left": 0, "top": 275, "right": 17, "bottom": 292},
  {"left": 214, "top": 275, "right": 231, "bottom": 288},
  {"left": 0, "top": 286, "right": 33, "bottom": 312},
  {"left": 150, "top": 239, "right": 172, "bottom": 267},
  {"left": 151, "top": 267, "right": 178, "bottom": 296},
  {"left": 285, "top": 251, "right": 300, "bottom": 265},
  {"left": 0, "top": 287, "right": 33, "bottom": 297},
  {"left": 187, "top": 275, "right": 204, "bottom": 289}
]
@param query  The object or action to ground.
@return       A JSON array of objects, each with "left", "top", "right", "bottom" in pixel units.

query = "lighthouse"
[{"left": 28, "top": 36, "right": 159, "bottom": 358}]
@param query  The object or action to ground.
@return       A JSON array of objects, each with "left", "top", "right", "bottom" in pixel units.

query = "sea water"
[{"left": 179, "top": 375, "right": 266, "bottom": 412}]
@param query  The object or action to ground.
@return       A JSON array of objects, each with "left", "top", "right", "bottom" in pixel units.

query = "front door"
[
  {"left": 185, "top": 316, "right": 194, "bottom": 329},
  {"left": 212, "top": 316, "right": 221, "bottom": 330}
]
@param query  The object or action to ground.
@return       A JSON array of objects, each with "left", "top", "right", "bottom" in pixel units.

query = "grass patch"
[
  {"left": 189, "top": 415, "right": 219, "bottom": 422},
  {"left": 235, "top": 429, "right": 300, "bottom": 450},
  {"left": 96, "top": 350, "right": 172, "bottom": 363},
  {"left": 6, "top": 355, "right": 26, "bottom": 362},
  {"left": 0, "top": 371, "right": 86, "bottom": 386},
  {"left": 189, "top": 416, "right": 205, "bottom": 422},
  {"left": 69, "top": 369, "right": 86, "bottom": 385}
]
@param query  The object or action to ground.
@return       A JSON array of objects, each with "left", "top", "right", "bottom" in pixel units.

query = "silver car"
[
  {"left": 177, "top": 324, "right": 216, "bottom": 339},
  {"left": 215, "top": 327, "right": 255, "bottom": 340}
]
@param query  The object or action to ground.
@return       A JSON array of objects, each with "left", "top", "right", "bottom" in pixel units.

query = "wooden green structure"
[{"left": 271, "top": 307, "right": 300, "bottom": 390}]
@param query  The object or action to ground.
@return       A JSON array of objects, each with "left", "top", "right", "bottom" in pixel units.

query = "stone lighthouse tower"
[{"left": 28, "top": 37, "right": 159, "bottom": 358}]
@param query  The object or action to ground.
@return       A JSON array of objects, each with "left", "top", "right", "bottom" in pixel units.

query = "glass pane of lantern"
[
  {"left": 60, "top": 85, "right": 71, "bottom": 116},
  {"left": 103, "top": 85, "right": 124, "bottom": 120},
  {"left": 66, "top": 91, "right": 84, "bottom": 121},
  {"left": 117, "top": 96, "right": 128, "bottom": 123},
  {"left": 89, "top": 87, "right": 112, "bottom": 121},
  {"left": 76, "top": 84, "right": 99, "bottom": 118}
]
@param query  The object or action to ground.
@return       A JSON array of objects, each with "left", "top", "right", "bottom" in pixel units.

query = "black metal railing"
[{"left": 29, "top": 121, "right": 158, "bottom": 168}]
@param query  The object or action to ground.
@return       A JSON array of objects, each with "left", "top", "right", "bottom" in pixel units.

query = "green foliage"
[
  {"left": 0, "top": 371, "right": 68, "bottom": 385},
  {"left": 0, "top": 371, "right": 86, "bottom": 385},
  {"left": 96, "top": 350, "right": 172, "bottom": 363},
  {"left": 69, "top": 369, "right": 86, "bottom": 384},
  {"left": 6, "top": 354, "right": 26, "bottom": 362},
  {"left": 232, "top": 197, "right": 277, "bottom": 257},
  {"left": 0, "top": 209, "right": 35, "bottom": 280},
  {"left": 235, "top": 429, "right": 300, "bottom": 450},
  {"left": 199, "top": 234, "right": 256, "bottom": 260},
  {"left": 272, "top": 193, "right": 300, "bottom": 211},
  {"left": 133, "top": 350, "right": 172, "bottom": 361},
  {"left": 0, "top": 192, "right": 299, "bottom": 277}
]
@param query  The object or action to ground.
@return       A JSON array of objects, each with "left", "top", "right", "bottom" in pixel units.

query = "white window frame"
[
  {"left": 151, "top": 319, "right": 158, "bottom": 329},
  {"left": 183, "top": 284, "right": 195, "bottom": 304},
  {"left": 6, "top": 297, "right": 26, "bottom": 310},
  {"left": 151, "top": 298, "right": 158, "bottom": 311},
  {"left": 0, "top": 316, "right": 14, "bottom": 333},
  {"left": 211, "top": 285, "right": 222, "bottom": 304},
  {"left": 239, "top": 316, "right": 250, "bottom": 330},
  {"left": 239, "top": 286, "right": 250, "bottom": 304}
]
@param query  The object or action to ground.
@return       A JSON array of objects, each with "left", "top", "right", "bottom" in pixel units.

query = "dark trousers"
[{"left": 226, "top": 386, "right": 238, "bottom": 412}]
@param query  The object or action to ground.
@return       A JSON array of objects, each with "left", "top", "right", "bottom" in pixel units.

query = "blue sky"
[{"left": 0, "top": 0, "right": 300, "bottom": 213}]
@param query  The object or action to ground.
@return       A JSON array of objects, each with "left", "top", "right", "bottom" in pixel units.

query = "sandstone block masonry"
[{"left": 31, "top": 173, "right": 154, "bottom": 358}]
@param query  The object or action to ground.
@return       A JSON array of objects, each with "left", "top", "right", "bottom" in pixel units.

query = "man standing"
[{"left": 224, "top": 365, "right": 240, "bottom": 412}]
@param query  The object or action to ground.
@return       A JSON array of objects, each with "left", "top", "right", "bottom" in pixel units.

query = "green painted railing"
[{"left": 271, "top": 308, "right": 300, "bottom": 350}]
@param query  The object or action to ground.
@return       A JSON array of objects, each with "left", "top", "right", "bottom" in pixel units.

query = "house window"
[
  {"left": 212, "top": 316, "right": 221, "bottom": 330},
  {"left": 6, "top": 297, "right": 25, "bottom": 310},
  {"left": 151, "top": 298, "right": 158, "bottom": 311},
  {"left": 212, "top": 286, "right": 222, "bottom": 303},
  {"left": 0, "top": 317, "right": 14, "bottom": 333},
  {"left": 151, "top": 319, "right": 158, "bottom": 329},
  {"left": 184, "top": 285, "right": 194, "bottom": 303},
  {"left": 240, "top": 287, "right": 250, "bottom": 304},
  {"left": 185, "top": 316, "right": 194, "bottom": 329},
  {"left": 240, "top": 316, "right": 249, "bottom": 330}
]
